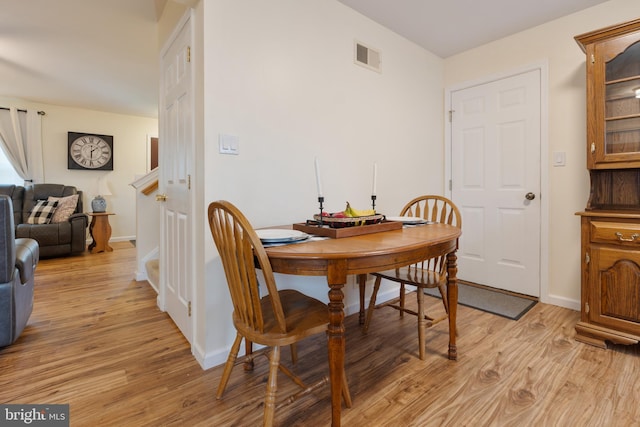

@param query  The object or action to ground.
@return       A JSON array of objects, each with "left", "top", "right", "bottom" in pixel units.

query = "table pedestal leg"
[
  {"left": 358, "top": 274, "right": 367, "bottom": 325},
  {"left": 327, "top": 260, "right": 346, "bottom": 427},
  {"left": 447, "top": 251, "right": 458, "bottom": 360}
]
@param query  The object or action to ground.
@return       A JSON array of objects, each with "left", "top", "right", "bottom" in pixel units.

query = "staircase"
[
  {"left": 145, "top": 259, "right": 159, "bottom": 290},
  {"left": 130, "top": 169, "right": 160, "bottom": 292}
]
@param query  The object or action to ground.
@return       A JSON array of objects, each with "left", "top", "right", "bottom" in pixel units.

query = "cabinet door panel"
[
  {"left": 590, "top": 246, "right": 640, "bottom": 332},
  {"left": 591, "top": 32, "right": 640, "bottom": 167}
]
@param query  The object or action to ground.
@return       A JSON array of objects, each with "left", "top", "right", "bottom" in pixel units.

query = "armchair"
[
  {"left": 0, "top": 195, "right": 39, "bottom": 347},
  {"left": 0, "top": 184, "right": 23, "bottom": 226}
]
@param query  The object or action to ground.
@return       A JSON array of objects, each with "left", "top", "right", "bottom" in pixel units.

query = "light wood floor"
[{"left": 1, "top": 242, "right": 639, "bottom": 426}]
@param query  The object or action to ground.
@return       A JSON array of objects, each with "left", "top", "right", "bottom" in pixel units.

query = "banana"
[{"left": 345, "top": 202, "right": 375, "bottom": 217}]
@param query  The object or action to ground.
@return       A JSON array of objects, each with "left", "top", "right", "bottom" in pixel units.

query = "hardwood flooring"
[{"left": 1, "top": 242, "right": 638, "bottom": 426}]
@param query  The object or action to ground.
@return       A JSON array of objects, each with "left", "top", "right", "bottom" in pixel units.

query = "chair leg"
[
  {"left": 342, "top": 367, "right": 352, "bottom": 408},
  {"left": 216, "top": 334, "right": 243, "bottom": 399},
  {"left": 264, "top": 346, "right": 281, "bottom": 427},
  {"left": 290, "top": 344, "right": 298, "bottom": 364},
  {"left": 437, "top": 283, "right": 449, "bottom": 315},
  {"left": 437, "top": 283, "right": 457, "bottom": 336},
  {"left": 416, "top": 288, "right": 426, "bottom": 360},
  {"left": 399, "top": 283, "right": 406, "bottom": 317},
  {"left": 244, "top": 339, "right": 254, "bottom": 371},
  {"left": 363, "top": 276, "right": 382, "bottom": 333}
]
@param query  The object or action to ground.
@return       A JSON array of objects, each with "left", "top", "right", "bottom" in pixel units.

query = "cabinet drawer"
[{"left": 591, "top": 221, "right": 640, "bottom": 245}]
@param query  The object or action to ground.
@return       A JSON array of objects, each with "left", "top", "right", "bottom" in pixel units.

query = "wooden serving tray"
[
  {"left": 293, "top": 220, "right": 402, "bottom": 238},
  {"left": 313, "top": 213, "right": 384, "bottom": 227}
]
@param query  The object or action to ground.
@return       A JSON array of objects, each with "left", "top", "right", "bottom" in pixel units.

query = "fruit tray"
[
  {"left": 293, "top": 217, "right": 403, "bottom": 239},
  {"left": 312, "top": 213, "right": 384, "bottom": 228}
]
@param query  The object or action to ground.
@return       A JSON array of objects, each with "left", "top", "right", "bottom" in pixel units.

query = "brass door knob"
[
  {"left": 156, "top": 194, "right": 168, "bottom": 202},
  {"left": 525, "top": 192, "right": 535, "bottom": 201}
]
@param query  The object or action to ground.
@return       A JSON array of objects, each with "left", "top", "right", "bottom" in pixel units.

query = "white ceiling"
[
  {"left": 0, "top": 0, "right": 610, "bottom": 118},
  {"left": 337, "top": 0, "right": 610, "bottom": 57},
  {"left": 0, "top": 0, "right": 160, "bottom": 118}
]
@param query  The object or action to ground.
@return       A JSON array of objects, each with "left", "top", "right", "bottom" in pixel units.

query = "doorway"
[{"left": 445, "top": 65, "right": 548, "bottom": 298}]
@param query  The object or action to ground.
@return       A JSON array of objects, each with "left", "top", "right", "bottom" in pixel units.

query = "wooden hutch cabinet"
[{"left": 575, "top": 18, "right": 640, "bottom": 348}]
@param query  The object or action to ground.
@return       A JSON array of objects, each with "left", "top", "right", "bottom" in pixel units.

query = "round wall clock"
[{"left": 68, "top": 132, "right": 114, "bottom": 170}]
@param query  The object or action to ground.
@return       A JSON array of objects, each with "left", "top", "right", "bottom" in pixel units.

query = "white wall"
[
  {"left": 443, "top": 0, "right": 640, "bottom": 307},
  {"left": 196, "top": 0, "right": 445, "bottom": 368},
  {"left": 0, "top": 96, "right": 158, "bottom": 240},
  {"left": 181, "top": 0, "right": 640, "bottom": 369}
]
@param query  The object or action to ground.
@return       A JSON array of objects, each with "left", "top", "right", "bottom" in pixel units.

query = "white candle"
[
  {"left": 314, "top": 157, "right": 323, "bottom": 197},
  {"left": 372, "top": 162, "right": 377, "bottom": 196}
]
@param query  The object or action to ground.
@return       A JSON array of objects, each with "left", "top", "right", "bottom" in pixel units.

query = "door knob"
[
  {"left": 156, "top": 194, "right": 168, "bottom": 202},
  {"left": 525, "top": 192, "right": 535, "bottom": 201}
]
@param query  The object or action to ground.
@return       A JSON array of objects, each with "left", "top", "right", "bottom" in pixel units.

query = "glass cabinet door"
[{"left": 604, "top": 40, "right": 640, "bottom": 157}]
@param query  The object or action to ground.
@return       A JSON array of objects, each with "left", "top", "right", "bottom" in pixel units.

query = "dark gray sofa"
[
  {"left": 0, "top": 195, "right": 39, "bottom": 347},
  {"left": 0, "top": 184, "right": 88, "bottom": 257}
]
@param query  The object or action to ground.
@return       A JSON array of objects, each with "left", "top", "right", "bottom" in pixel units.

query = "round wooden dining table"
[{"left": 264, "top": 223, "right": 461, "bottom": 427}]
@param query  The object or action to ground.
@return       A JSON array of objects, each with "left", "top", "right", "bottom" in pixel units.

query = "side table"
[{"left": 88, "top": 212, "right": 115, "bottom": 254}]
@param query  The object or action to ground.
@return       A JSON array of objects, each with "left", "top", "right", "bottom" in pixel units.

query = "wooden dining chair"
[
  {"left": 208, "top": 200, "right": 351, "bottom": 426},
  {"left": 362, "top": 195, "right": 461, "bottom": 360}
]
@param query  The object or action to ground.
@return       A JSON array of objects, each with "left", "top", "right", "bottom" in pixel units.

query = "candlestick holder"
[
  {"left": 318, "top": 196, "right": 325, "bottom": 226},
  {"left": 371, "top": 195, "right": 377, "bottom": 213}
]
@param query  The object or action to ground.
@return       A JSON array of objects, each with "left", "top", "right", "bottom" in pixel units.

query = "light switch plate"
[
  {"left": 553, "top": 151, "right": 566, "bottom": 167},
  {"left": 219, "top": 134, "right": 239, "bottom": 155}
]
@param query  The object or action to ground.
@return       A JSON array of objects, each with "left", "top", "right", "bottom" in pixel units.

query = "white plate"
[
  {"left": 256, "top": 229, "right": 309, "bottom": 243},
  {"left": 385, "top": 216, "right": 428, "bottom": 225}
]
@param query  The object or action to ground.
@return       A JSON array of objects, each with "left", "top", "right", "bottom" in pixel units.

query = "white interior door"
[
  {"left": 450, "top": 69, "right": 541, "bottom": 297},
  {"left": 159, "top": 14, "right": 193, "bottom": 342}
]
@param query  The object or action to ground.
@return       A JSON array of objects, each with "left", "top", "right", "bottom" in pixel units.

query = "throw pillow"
[
  {"left": 27, "top": 200, "right": 59, "bottom": 225},
  {"left": 48, "top": 194, "right": 79, "bottom": 223}
]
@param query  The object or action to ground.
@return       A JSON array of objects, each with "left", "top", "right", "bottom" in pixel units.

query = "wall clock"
[{"left": 68, "top": 132, "right": 114, "bottom": 170}]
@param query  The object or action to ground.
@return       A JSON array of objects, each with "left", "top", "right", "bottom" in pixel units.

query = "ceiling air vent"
[{"left": 354, "top": 41, "right": 381, "bottom": 73}]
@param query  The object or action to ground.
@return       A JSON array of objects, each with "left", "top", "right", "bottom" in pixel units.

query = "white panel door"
[
  {"left": 159, "top": 15, "right": 193, "bottom": 342},
  {"left": 451, "top": 69, "right": 541, "bottom": 297}
]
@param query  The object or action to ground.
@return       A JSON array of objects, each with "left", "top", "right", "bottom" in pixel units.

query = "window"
[{"left": 0, "top": 148, "right": 22, "bottom": 185}]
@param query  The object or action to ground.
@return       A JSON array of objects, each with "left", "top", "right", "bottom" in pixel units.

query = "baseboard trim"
[{"left": 541, "top": 293, "right": 580, "bottom": 311}]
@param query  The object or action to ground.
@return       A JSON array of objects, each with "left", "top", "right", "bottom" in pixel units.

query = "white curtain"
[{"left": 0, "top": 106, "right": 45, "bottom": 184}]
